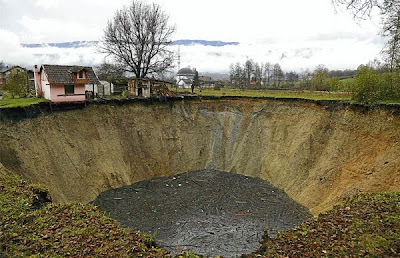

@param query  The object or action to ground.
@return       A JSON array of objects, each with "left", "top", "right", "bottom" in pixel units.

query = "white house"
[{"left": 176, "top": 67, "right": 195, "bottom": 88}]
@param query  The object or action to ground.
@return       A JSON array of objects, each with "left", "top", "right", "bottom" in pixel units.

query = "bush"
[
  {"left": 2, "top": 71, "right": 28, "bottom": 98},
  {"left": 352, "top": 66, "right": 382, "bottom": 104},
  {"left": 381, "top": 72, "right": 400, "bottom": 100}
]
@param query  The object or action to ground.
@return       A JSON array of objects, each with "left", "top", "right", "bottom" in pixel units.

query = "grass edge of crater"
[
  {"left": 0, "top": 173, "right": 173, "bottom": 257},
  {"left": 245, "top": 192, "right": 400, "bottom": 257}
]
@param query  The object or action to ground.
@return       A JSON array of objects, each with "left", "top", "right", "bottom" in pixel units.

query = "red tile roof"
[{"left": 42, "top": 65, "right": 100, "bottom": 85}]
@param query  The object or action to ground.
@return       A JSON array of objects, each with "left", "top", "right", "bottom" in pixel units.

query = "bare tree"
[
  {"left": 253, "top": 62, "right": 263, "bottom": 86},
  {"left": 381, "top": 5, "right": 400, "bottom": 71},
  {"left": 96, "top": 62, "right": 125, "bottom": 81},
  {"left": 314, "top": 64, "right": 329, "bottom": 74},
  {"left": 244, "top": 59, "right": 254, "bottom": 86},
  {"left": 332, "top": 0, "right": 398, "bottom": 19},
  {"left": 235, "top": 62, "right": 246, "bottom": 89},
  {"left": 332, "top": 0, "right": 379, "bottom": 19},
  {"left": 263, "top": 62, "right": 272, "bottom": 85},
  {"left": 333, "top": 0, "right": 399, "bottom": 70},
  {"left": 100, "top": 0, "right": 175, "bottom": 79},
  {"left": 272, "top": 63, "right": 284, "bottom": 86}
]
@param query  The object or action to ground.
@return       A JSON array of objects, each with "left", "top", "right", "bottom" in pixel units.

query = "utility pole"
[{"left": 177, "top": 46, "right": 181, "bottom": 71}]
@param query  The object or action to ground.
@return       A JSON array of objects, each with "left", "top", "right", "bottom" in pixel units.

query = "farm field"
[{"left": 179, "top": 87, "right": 352, "bottom": 101}]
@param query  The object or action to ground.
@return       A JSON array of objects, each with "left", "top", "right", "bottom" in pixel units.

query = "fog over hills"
[{"left": 10, "top": 36, "right": 382, "bottom": 75}]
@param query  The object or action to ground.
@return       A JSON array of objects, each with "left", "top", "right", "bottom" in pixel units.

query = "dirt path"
[{"left": 93, "top": 170, "right": 312, "bottom": 257}]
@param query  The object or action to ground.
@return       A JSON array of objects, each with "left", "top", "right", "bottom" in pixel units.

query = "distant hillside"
[
  {"left": 200, "top": 72, "right": 229, "bottom": 81},
  {"left": 21, "top": 41, "right": 99, "bottom": 48},
  {"left": 172, "top": 40, "right": 239, "bottom": 47},
  {"left": 22, "top": 40, "right": 239, "bottom": 49}
]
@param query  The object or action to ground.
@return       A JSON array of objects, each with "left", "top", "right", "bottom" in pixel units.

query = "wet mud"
[{"left": 93, "top": 170, "right": 312, "bottom": 257}]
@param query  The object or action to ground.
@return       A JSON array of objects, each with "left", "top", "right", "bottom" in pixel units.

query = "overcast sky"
[{"left": 0, "top": 0, "right": 384, "bottom": 73}]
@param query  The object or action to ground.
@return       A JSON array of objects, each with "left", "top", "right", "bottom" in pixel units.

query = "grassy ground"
[
  {"left": 177, "top": 88, "right": 352, "bottom": 101},
  {"left": 0, "top": 174, "right": 170, "bottom": 257},
  {"left": 246, "top": 192, "right": 400, "bottom": 257},
  {"left": 0, "top": 97, "right": 48, "bottom": 108}
]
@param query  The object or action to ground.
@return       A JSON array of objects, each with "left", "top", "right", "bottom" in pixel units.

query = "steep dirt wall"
[{"left": 1, "top": 99, "right": 399, "bottom": 214}]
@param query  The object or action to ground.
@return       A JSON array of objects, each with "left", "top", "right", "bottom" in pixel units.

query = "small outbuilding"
[{"left": 128, "top": 78, "right": 172, "bottom": 97}]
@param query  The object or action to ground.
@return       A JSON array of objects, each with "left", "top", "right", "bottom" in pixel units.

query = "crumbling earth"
[{"left": 93, "top": 169, "right": 312, "bottom": 257}]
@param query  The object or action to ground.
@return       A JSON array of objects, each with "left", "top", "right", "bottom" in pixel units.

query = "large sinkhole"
[
  {"left": 1, "top": 100, "right": 399, "bottom": 255},
  {"left": 93, "top": 170, "right": 312, "bottom": 257}
]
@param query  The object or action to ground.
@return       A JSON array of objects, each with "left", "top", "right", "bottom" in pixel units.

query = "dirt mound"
[{"left": 93, "top": 170, "right": 312, "bottom": 257}]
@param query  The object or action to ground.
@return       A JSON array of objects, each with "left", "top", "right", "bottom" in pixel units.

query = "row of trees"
[
  {"left": 228, "top": 61, "right": 359, "bottom": 91},
  {"left": 228, "top": 60, "right": 285, "bottom": 88}
]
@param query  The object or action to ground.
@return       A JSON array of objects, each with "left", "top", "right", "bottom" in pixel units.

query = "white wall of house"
[
  {"left": 85, "top": 84, "right": 99, "bottom": 94},
  {"left": 99, "top": 81, "right": 112, "bottom": 96},
  {"left": 176, "top": 76, "right": 192, "bottom": 88},
  {"left": 40, "top": 72, "right": 51, "bottom": 100}
]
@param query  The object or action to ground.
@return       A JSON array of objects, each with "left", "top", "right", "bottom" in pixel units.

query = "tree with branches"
[
  {"left": 96, "top": 62, "right": 125, "bottom": 81},
  {"left": 100, "top": 0, "right": 175, "bottom": 79},
  {"left": 332, "top": 0, "right": 397, "bottom": 19},
  {"left": 381, "top": 3, "right": 400, "bottom": 71},
  {"left": 333, "top": 0, "right": 399, "bottom": 70},
  {"left": 244, "top": 59, "right": 254, "bottom": 86}
]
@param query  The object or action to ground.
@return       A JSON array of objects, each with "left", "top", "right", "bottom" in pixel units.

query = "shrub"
[
  {"left": 2, "top": 71, "right": 29, "bottom": 98},
  {"left": 381, "top": 71, "right": 400, "bottom": 100},
  {"left": 352, "top": 66, "right": 382, "bottom": 104}
]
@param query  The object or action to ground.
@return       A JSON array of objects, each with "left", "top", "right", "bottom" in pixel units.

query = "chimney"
[{"left": 34, "top": 65, "right": 43, "bottom": 97}]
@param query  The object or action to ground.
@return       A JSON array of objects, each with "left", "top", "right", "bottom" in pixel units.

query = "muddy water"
[{"left": 93, "top": 170, "right": 311, "bottom": 257}]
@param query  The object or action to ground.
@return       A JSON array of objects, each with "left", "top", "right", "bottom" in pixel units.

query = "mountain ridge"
[{"left": 22, "top": 40, "right": 239, "bottom": 49}]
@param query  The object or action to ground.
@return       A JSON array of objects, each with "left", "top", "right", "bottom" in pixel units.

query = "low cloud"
[{"left": 0, "top": 31, "right": 384, "bottom": 74}]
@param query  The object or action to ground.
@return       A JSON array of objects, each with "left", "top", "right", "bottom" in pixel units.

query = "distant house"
[
  {"left": 0, "top": 66, "right": 27, "bottom": 86},
  {"left": 128, "top": 78, "right": 172, "bottom": 97},
  {"left": 199, "top": 75, "right": 215, "bottom": 88},
  {"left": 34, "top": 64, "right": 100, "bottom": 102},
  {"left": 176, "top": 67, "right": 195, "bottom": 88}
]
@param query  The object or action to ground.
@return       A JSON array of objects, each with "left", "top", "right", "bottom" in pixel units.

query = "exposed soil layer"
[
  {"left": 93, "top": 169, "right": 312, "bottom": 257},
  {"left": 1, "top": 98, "right": 399, "bottom": 215}
]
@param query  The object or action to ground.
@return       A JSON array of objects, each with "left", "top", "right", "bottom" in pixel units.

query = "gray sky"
[{"left": 0, "top": 0, "right": 384, "bottom": 73}]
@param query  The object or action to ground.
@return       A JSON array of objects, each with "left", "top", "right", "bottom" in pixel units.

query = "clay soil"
[{"left": 93, "top": 169, "right": 311, "bottom": 257}]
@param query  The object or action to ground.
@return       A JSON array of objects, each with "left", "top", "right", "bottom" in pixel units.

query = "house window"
[
  {"left": 78, "top": 71, "right": 84, "bottom": 79},
  {"left": 65, "top": 85, "right": 74, "bottom": 95}
]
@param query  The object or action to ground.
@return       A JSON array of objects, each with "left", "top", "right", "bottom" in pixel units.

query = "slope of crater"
[{"left": 1, "top": 98, "right": 399, "bottom": 214}]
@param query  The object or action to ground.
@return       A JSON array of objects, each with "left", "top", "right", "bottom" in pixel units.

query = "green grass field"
[
  {"left": 0, "top": 97, "right": 49, "bottom": 108},
  {"left": 178, "top": 87, "right": 352, "bottom": 101}
]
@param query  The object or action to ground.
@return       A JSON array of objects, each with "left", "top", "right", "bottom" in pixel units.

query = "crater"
[{"left": 93, "top": 169, "right": 311, "bottom": 256}]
